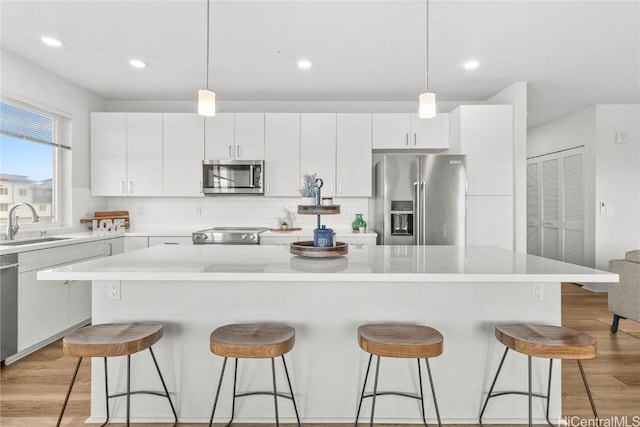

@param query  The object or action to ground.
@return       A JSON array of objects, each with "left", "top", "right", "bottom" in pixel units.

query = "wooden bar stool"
[
  {"left": 355, "top": 323, "right": 443, "bottom": 427},
  {"left": 56, "top": 322, "right": 177, "bottom": 427},
  {"left": 479, "top": 323, "right": 598, "bottom": 427},
  {"left": 208, "top": 323, "right": 300, "bottom": 427}
]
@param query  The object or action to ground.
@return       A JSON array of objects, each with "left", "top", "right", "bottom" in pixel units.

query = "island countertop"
[{"left": 38, "top": 244, "right": 617, "bottom": 283}]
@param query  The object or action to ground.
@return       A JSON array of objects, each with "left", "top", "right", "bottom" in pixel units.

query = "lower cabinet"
[
  {"left": 15, "top": 238, "right": 121, "bottom": 356},
  {"left": 148, "top": 236, "right": 193, "bottom": 246}
]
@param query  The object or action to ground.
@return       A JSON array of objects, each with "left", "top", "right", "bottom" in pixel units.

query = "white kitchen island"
[{"left": 39, "top": 244, "right": 617, "bottom": 425}]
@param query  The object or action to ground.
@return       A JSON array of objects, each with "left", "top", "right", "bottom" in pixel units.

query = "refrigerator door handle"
[
  {"left": 421, "top": 181, "right": 427, "bottom": 245},
  {"left": 414, "top": 181, "right": 421, "bottom": 244}
]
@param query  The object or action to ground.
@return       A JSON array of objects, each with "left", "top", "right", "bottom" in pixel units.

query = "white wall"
[
  {"left": 487, "top": 82, "right": 527, "bottom": 252},
  {"left": 0, "top": 50, "right": 108, "bottom": 227},
  {"left": 594, "top": 105, "right": 640, "bottom": 269},
  {"left": 527, "top": 105, "right": 639, "bottom": 274}
]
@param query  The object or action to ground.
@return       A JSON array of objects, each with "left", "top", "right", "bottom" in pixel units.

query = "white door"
[
  {"left": 235, "top": 113, "right": 264, "bottom": 159},
  {"left": 90, "top": 113, "right": 127, "bottom": 196},
  {"left": 126, "top": 113, "right": 163, "bottom": 196},
  {"left": 264, "top": 113, "right": 301, "bottom": 196},
  {"left": 541, "top": 157, "right": 561, "bottom": 260},
  {"left": 301, "top": 114, "right": 337, "bottom": 197},
  {"left": 562, "top": 151, "right": 585, "bottom": 265},
  {"left": 526, "top": 160, "right": 540, "bottom": 256},
  {"left": 163, "top": 114, "right": 204, "bottom": 196},
  {"left": 410, "top": 113, "right": 450, "bottom": 149},
  {"left": 205, "top": 113, "right": 235, "bottom": 159},
  {"left": 372, "top": 114, "right": 411, "bottom": 149},
  {"left": 336, "top": 114, "right": 372, "bottom": 197}
]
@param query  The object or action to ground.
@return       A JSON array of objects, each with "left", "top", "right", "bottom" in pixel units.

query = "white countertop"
[
  {"left": 0, "top": 232, "right": 124, "bottom": 256},
  {"left": 38, "top": 244, "right": 617, "bottom": 283}
]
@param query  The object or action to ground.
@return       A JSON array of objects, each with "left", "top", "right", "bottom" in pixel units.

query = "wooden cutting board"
[{"left": 80, "top": 211, "right": 130, "bottom": 229}]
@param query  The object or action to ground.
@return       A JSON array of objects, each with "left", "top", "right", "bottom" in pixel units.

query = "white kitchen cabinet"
[
  {"left": 148, "top": 236, "right": 193, "bottom": 246},
  {"left": 126, "top": 113, "right": 163, "bottom": 196},
  {"left": 264, "top": 113, "right": 301, "bottom": 197},
  {"left": 466, "top": 195, "right": 514, "bottom": 250},
  {"left": 372, "top": 113, "right": 449, "bottom": 149},
  {"left": 90, "top": 112, "right": 127, "bottom": 196},
  {"left": 90, "top": 112, "right": 163, "bottom": 196},
  {"left": 17, "top": 239, "right": 117, "bottom": 354},
  {"left": 449, "top": 105, "right": 513, "bottom": 196},
  {"left": 205, "top": 113, "right": 264, "bottom": 160},
  {"left": 301, "top": 114, "right": 337, "bottom": 196},
  {"left": 336, "top": 114, "right": 372, "bottom": 197},
  {"left": 163, "top": 113, "right": 204, "bottom": 197}
]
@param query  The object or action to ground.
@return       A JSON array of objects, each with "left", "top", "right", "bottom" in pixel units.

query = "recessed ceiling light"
[
  {"left": 41, "top": 35, "right": 63, "bottom": 47},
  {"left": 463, "top": 60, "right": 480, "bottom": 70},
  {"left": 129, "top": 59, "right": 148, "bottom": 69},
  {"left": 297, "top": 59, "right": 312, "bottom": 70}
]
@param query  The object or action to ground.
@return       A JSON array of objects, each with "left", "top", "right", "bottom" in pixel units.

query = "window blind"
[{"left": 0, "top": 100, "right": 70, "bottom": 149}]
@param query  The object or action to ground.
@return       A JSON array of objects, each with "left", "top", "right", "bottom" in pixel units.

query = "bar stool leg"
[
  {"left": 545, "top": 359, "right": 553, "bottom": 427},
  {"left": 208, "top": 357, "right": 228, "bottom": 427},
  {"left": 577, "top": 360, "right": 599, "bottom": 421},
  {"left": 226, "top": 358, "right": 238, "bottom": 427},
  {"left": 271, "top": 357, "right": 280, "bottom": 427},
  {"left": 56, "top": 357, "right": 83, "bottom": 427},
  {"left": 416, "top": 359, "right": 427, "bottom": 426},
  {"left": 369, "top": 356, "right": 381, "bottom": 427},
  {"left": 281, "top": 355, "right": 301, "bottom": 426},
  {"left": 354, "top": 354, "right": 373, "bottom": 427},
  {"left": 528, "top": 355, "right": 532, "bottom": 427},
  {"left": 148, "top": 347, "right": 178, "bottom": 426},
  {"left": 479, "top": 346, "right": 509, "bottom": 426},
  {"left": 101, "top": 357, "right": 110, "bottom": 427},
  {"left": 425, "top": 358, "right": 442, "bottom": 427},
  {"left": 126, "top": 354, "right": 131, "bottom": 427}
]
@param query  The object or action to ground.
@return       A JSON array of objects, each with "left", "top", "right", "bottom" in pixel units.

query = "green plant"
[{"left": 301, "top": 173, "right": 317, "bottom": 197}]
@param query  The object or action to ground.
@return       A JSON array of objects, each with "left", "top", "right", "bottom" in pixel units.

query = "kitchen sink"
[{"left": 0, "top": 237, "right": 73, "bottom": 247}]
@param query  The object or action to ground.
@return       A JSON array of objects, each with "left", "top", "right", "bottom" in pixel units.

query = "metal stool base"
[
  {"left": 354, "top": 354, "right": 442, "bottom": 427},
  {"left": 56, "top": 347, "right": 178, "bottom": 427},
  {"left": 479, "top": 347, "right": 599, "bottom": 427},
  {"left": 208, "top": 355, "right": 301, "bottom": 427}
]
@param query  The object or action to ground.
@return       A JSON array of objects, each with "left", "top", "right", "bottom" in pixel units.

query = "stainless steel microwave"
[{"left": 202, "top": 160, "right": 264, "bottom": 195}]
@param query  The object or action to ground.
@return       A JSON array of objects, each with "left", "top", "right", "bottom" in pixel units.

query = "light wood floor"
[{"left": 1, "top": 283, "right": 638, "bottom": 426}]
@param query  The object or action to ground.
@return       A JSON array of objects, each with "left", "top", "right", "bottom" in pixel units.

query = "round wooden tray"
[
  {"left": 297, "top": 205, "right": 340, "bottom": 215},
  {"left": 290, "top": 241, "right": 348, "bottom": 258}
]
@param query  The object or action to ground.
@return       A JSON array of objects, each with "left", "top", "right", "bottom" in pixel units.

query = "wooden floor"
[{"left": 1, "top": 283, "right": 638, "bottom": 426}]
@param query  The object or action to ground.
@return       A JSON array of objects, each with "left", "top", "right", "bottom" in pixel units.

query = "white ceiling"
[{"left": 1, "top": 0, "right": 638, "bottom": 127}]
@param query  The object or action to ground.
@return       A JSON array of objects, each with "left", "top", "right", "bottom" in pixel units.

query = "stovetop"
[{"left": 192, "top": 227, "right": 268, "bottom": 244}]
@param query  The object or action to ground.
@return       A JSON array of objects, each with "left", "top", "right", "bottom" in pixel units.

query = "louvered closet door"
[
  {"left": 541, "top": 157, "right": 561, "bottom": 260},
  {"left": 526, "top": 161, "right": 540, "bottom": 255},
  {"left": 562, "top": 152, "right": 584, "bottom": 265}
]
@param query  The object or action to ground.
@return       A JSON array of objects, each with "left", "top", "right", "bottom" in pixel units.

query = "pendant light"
[
  {"left": 419, "top": 0, "right": 436, "bottom": 119},
  {"left": 198, "top": 0, "right": 215, "bottom": 116}
]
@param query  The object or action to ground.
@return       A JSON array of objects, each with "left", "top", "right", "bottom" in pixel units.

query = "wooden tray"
[
  {"left": 297, "top": 205, "right": 340, "bottom": 215},
  {"left": 290, "top": 241, "right": 348, "bottom": 258},
  {"left": 269, "top": 228, "right": 302, "bottom": 232}
]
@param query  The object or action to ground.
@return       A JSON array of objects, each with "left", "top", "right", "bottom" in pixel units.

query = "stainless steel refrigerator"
[{"left": 373, "top": 154, "right": 466, "bottom": 245}]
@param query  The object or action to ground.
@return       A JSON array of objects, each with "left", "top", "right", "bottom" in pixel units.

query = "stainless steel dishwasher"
[{"left": 1, "top": 253, "right": 18, "bottom": 363}]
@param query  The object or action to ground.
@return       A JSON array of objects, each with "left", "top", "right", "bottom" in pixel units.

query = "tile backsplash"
[{"left": 107, "top": 197, "right": 369, "bottom": 231}]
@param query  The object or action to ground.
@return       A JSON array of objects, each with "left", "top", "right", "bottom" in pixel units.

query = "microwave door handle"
[{"left": 249, "top": 165, "right": 255, "bottom": 187}]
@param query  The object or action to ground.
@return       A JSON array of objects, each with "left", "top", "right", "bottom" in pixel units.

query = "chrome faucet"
[{"left": 6, "top": 203, "right": 40, "bottom": 240}]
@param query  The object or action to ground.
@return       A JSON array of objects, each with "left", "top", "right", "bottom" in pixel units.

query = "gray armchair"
[{"left": 608, "top": 250, "right": 640, "bottom": 333}]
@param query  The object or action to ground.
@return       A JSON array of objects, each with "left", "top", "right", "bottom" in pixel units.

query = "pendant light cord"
[
  {"left": 425, "top": 0, "right": 430, "bottom": 93},
  {"left": 205, "top": 0, "right": 210, "bottom": 89}
]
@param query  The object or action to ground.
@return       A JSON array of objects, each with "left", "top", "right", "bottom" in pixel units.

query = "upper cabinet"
[
  {"left": 163, "top": 113, "right": 204, "bottom": 197},
  {"left": 301, "top": 114, "right": 337, "bottom": 197},
  {"left": 91, "top": 112, "right": 163, "bottom": 197},
  {"left": 336, "top": 114, "right": 372, "bottom": 197},
  {"left": 264, "top": 113, "right": 301, "bottom": 197},
  {"left": 205, "top": 113, "right": 264, "bottom": 160},
  {"left": 372, "top": 113, "right": 449, "bottom": 149}
]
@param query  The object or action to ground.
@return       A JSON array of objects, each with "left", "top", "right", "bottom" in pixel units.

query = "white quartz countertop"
[{"left": 38, "top": 244, "right": 618, "bottom": 283}]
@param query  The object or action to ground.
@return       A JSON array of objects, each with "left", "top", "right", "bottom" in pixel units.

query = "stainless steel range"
[{"left": 192, "top": 227, "right": 268, "bottom": 245}]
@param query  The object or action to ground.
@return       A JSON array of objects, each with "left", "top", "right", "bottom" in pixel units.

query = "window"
[
  {"left": 0, "top": 99, "right": 69, "bottom": 229},
  {"left": 0, "top": 204, "right": 8, "bottom": 211}
]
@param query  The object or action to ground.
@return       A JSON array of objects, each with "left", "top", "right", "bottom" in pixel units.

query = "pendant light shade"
[
  {"left": 419, "top": 92, "right": 436, "bottom": 119},
  {"left": 198, "top": 0, "right": 215, "bottom": 116},
  {"left": 419, "top": 0, "right": 436, "bottom": 119},
  {"left": 198, "top": 89, "right": 216, "bottom": 116}
]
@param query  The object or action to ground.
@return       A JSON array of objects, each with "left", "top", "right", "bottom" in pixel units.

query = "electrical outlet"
[
  {"left": 109, "top": 281, "right": 121, "bottom": 300},
  {"left": 532, "top": 283, "right": 544, "bottom": 302}
]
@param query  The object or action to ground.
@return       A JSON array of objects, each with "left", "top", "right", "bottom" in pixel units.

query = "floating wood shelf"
[
  {"left": 290, "top": 241, "right": 348, "bottom": 258},
  {"left": 297, "top": 205, "right": 341, "bottom": 215}
]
